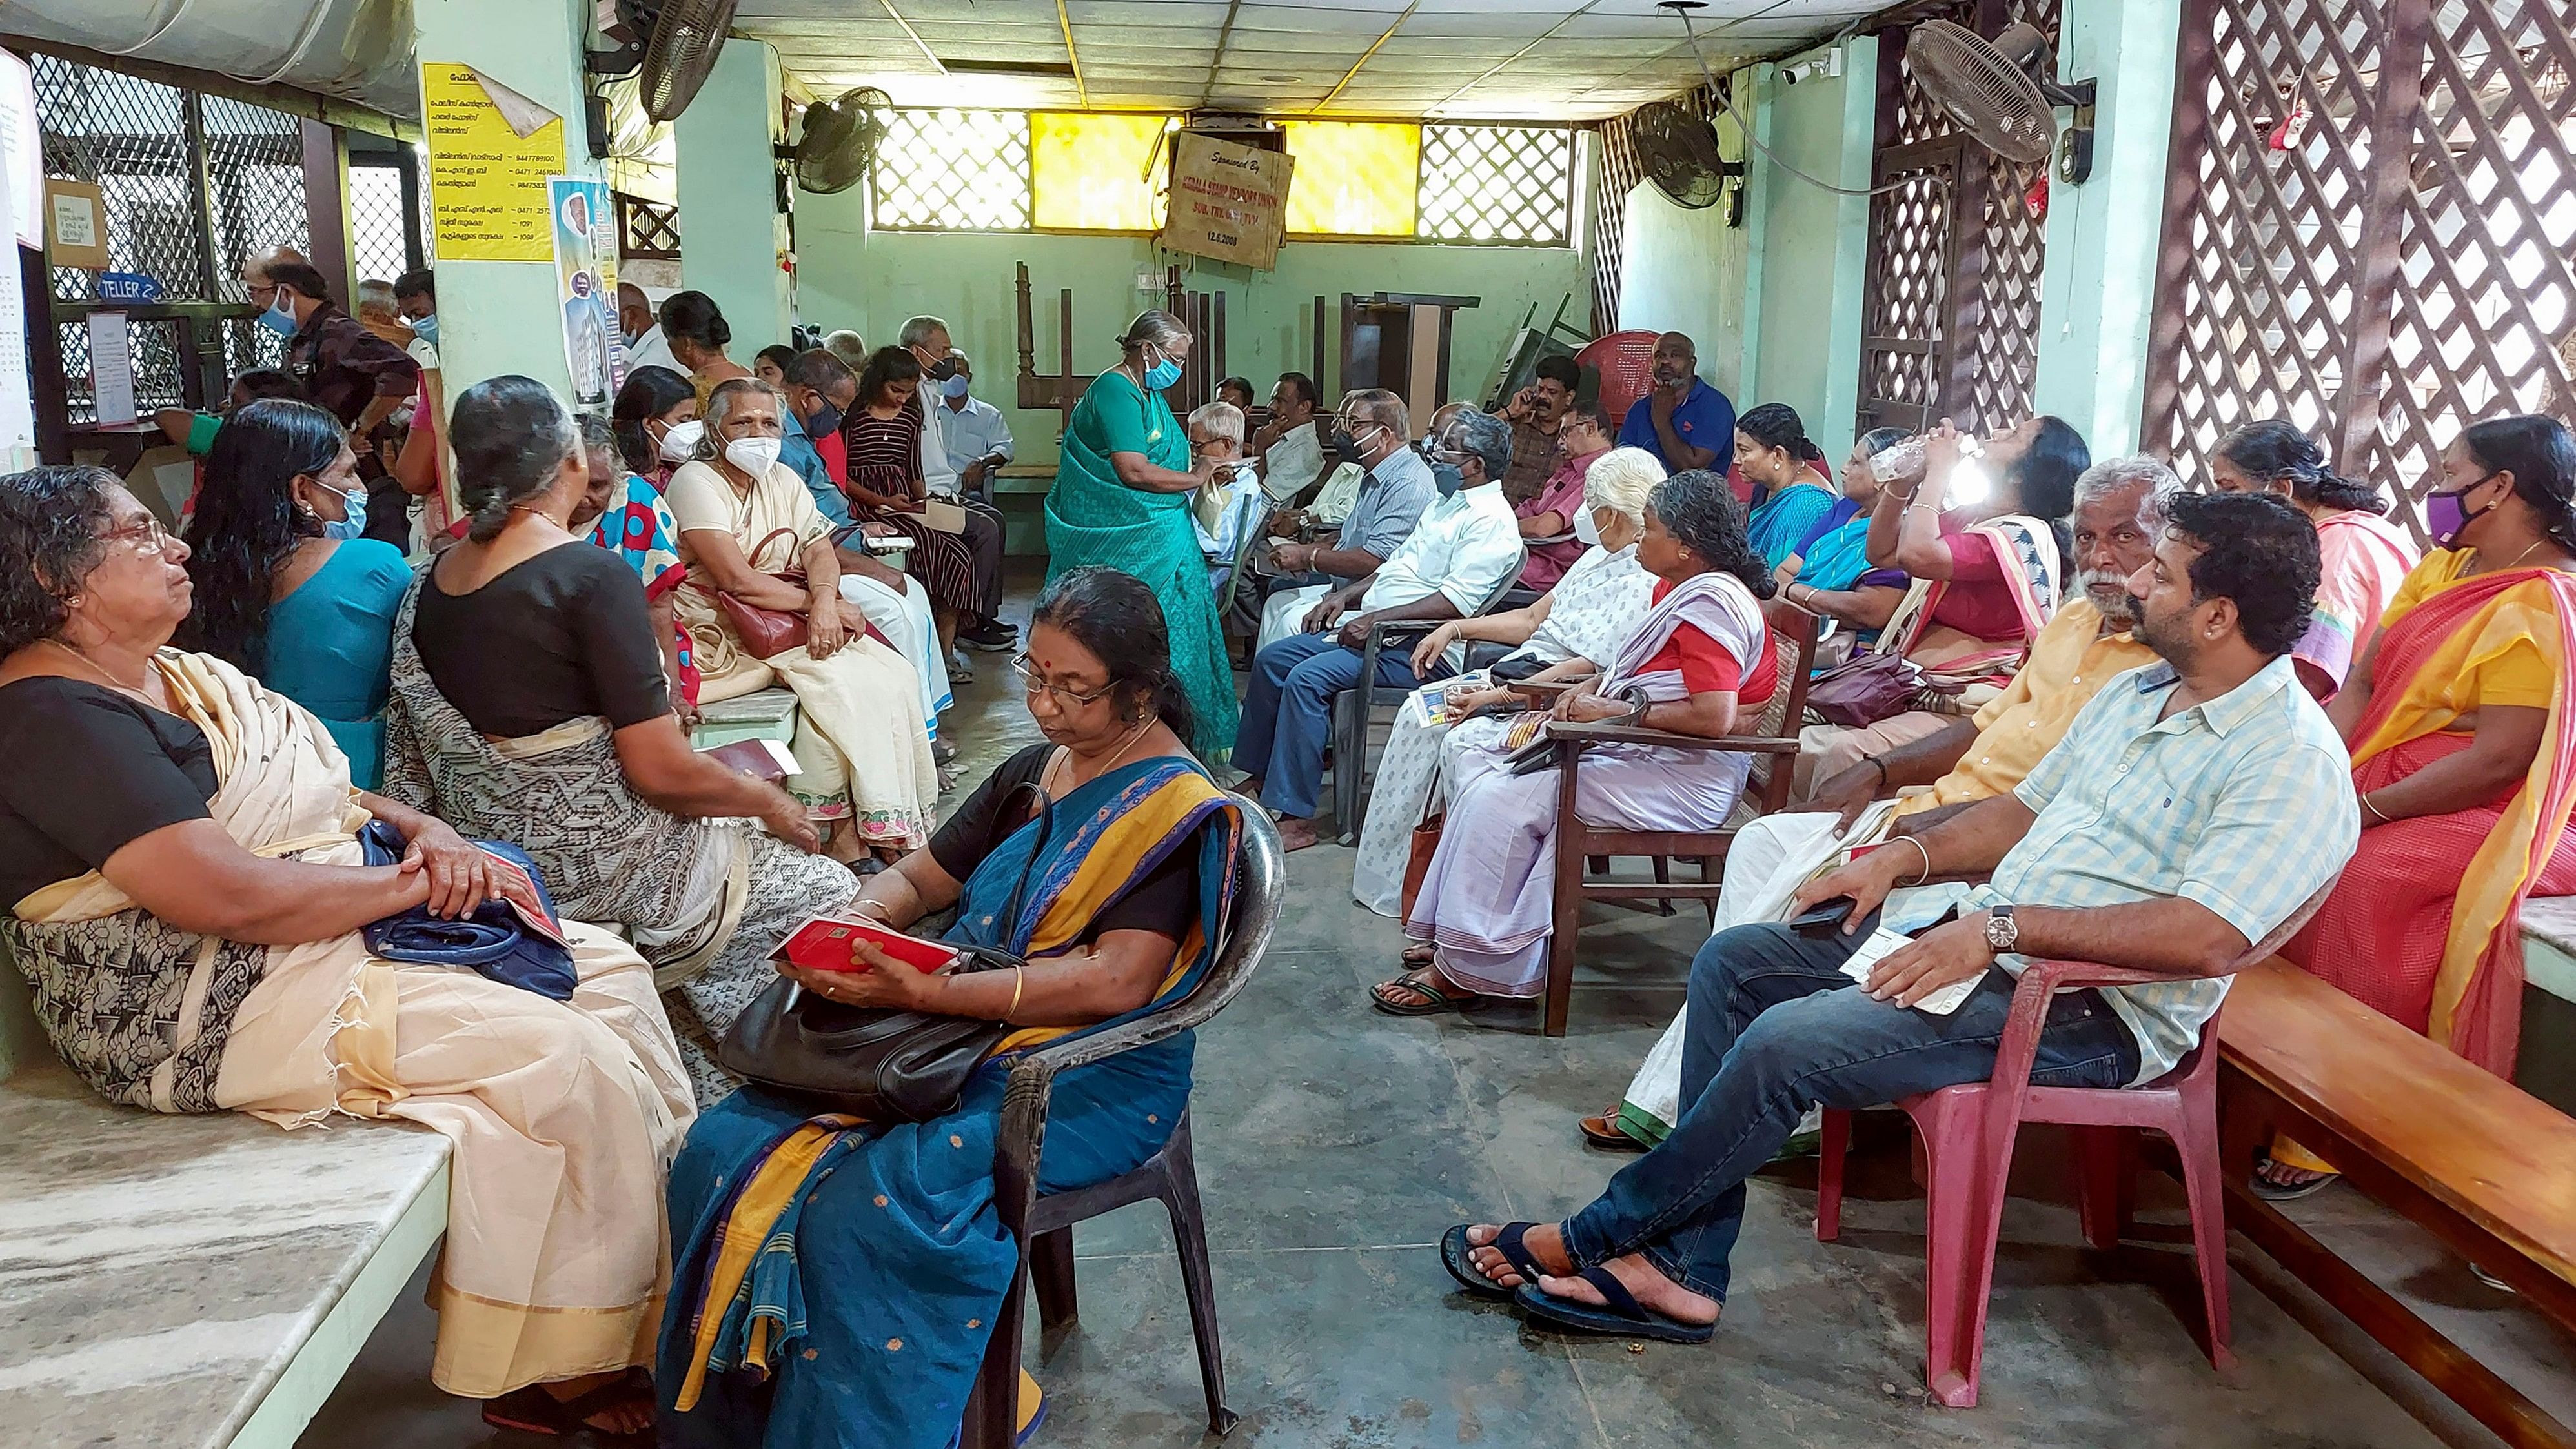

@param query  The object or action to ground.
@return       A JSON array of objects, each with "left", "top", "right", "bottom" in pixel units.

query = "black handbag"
[
  {"left": 717, "top": 783, "right": 1050, "bottom": 1122},
  {"left": 716, "top": 941, "right": 1026, "bottom": 1122}
]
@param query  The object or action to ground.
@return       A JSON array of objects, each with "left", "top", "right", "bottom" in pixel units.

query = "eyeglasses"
[
  {"left": 100, "top": 516, "right": 177, "bottom": 555},
  {"left": 1011, "top": 655, "right": 1117, "bottom": 707}
]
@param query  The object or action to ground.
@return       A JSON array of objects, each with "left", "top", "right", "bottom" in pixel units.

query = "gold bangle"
[
  {"left": 1005, "top": 966, "right": 1026, "bottom": 1021},
  {"left": 2360, "top": 793, "right": 2393, "bottom": 825}
]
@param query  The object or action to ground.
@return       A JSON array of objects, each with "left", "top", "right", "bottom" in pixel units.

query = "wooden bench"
[
  {"left": 0, "top": 958, "right": 451, "bottom": 1449},
  {"left": 2217, "top": 957, "right": 2576, "bottom": 1449}
]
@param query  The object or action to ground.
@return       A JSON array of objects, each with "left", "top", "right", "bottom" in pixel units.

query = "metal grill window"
[
  {"left": 869, "top": 110, "right": 1031, "bottom": 232},
  {"left": 1419, "top": 125, "right": 1574, "bottom": 245},
  {"left": 199, "top": 94, "right": 307, "bottom": 303},
  {"left": 2142, "top": 0, "right": 2575, "bottom": 535},
  {"left": 32, "top": 58, "right": 196, "bottom": 304},
  {"left": 348, "top": 163, "right": 414, "bottom": 283}
]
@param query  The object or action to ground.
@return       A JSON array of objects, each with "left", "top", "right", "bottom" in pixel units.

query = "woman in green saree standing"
[{"left": 1045, "top": 310, "right": 1238, "bottom": 759}]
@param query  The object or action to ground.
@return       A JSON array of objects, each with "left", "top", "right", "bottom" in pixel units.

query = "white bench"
[{"left": 0, "top": 958, "right": 451, "bottom": 1449}]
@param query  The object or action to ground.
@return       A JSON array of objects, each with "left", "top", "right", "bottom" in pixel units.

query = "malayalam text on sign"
[{"left": 421, "top": 63, "right": 566, "bottom": 263}]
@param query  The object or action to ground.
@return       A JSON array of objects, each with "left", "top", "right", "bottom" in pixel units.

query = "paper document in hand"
[
  {"left": 700, "top": 737, "right": 800, "bottom": 782},
  {"left": 1840, "top": 926, "right": 1986, "bottom": 1015}
]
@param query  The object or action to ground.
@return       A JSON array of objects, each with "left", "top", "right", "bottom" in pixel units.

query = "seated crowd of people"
[{"left": 6, "top": 269, "right": 2573, "bottom": 1444}]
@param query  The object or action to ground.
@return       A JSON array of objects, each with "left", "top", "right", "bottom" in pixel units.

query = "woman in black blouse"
[
  {"left": 381, "top": 375, "right": 866, "bottom": 1100},
  {"left": 0, "top": 463, "right": 689, "bottom": 1436}
]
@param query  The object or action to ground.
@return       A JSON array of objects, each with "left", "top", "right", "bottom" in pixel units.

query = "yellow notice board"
[{"left": 421, "top": 63, "right": 565, "bottom": 261}]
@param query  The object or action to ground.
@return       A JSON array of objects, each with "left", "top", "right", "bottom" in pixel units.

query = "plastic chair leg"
[
  {"left": 1332, "top": 692, "right": 1362, "bottom": 845},
  {"left": 2172, "top": 1088, "right": 2235, "bottom": 1371},
  {"left": 2073, "top": 1126, "right": 2134, "bottom": 1252},
  {"left": 959, "top": 1264, "right": 1028, "bottom": 1449},
  {"left": 1916, "top": 1095, "right": 2000, "bottom": 1408},
  {"left": 1028, "top": 1227, "right": 1079, "bottom": 1332},
  {"left": 1157, "top": 1121, "right": 1238, "bottom": 1434},
  {"left": 1814, "top": 1107, "right": 1850, "bottom": 1242}
]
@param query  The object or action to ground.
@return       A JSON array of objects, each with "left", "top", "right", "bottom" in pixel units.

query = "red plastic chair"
[
  {"left": 1812, "top": 887, "right": 2331, "bottom": 1408},
  {"left": 1576, "top": 329, "right": 1658, "bottom": 427}
]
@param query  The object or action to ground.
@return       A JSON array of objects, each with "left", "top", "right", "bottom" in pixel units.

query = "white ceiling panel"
[{"left": 736, "top": 1, "right": 1873, "bottom": 121}]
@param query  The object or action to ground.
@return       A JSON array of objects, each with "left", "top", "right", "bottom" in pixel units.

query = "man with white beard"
[{"left": 1584, "top": 454, "right": 2181, "bottom": 1150}]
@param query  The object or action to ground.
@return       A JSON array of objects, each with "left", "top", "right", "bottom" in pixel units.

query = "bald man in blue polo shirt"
[{"left": 1617, "top": 331, "right": 1734, "bottom": 475}]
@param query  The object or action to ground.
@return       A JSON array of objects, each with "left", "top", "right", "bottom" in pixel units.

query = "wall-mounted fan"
[
  {"left": 585, "top": 0, "right": 739, "bottom": 124},
  {"left": 794, "top": 88, "right": 891, "bottom": 195},
  {"left": 1905, "top": 19, "right": 2098, "bottom": 181},
  {"left": 1631, "top": 99, "right": 1746, "bottom": 220}
]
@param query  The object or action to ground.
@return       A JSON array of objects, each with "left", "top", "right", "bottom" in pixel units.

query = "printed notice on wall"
[
  {"left": 0, "top": 161, "right": 35, "bottom": 462},
  {"left": 87, "top": 310, "right": 135, "bottom": 426},
  {"left": 422, "top": 63, "right": 567, "bottom": 262}
]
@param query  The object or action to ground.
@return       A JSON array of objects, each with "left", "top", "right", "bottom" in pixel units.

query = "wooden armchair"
[{"left": 1530, "top": 611, "right": 1820, "bottom": 1035}]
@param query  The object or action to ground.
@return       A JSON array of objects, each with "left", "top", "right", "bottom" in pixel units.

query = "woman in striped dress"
[{"left": 841, "top": 347, "right": 984, "bottom": 660}]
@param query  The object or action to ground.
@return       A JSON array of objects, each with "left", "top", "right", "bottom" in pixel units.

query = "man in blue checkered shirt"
[{"left": 1446, "top": 491, "right": 2358, "bottom": 1344}]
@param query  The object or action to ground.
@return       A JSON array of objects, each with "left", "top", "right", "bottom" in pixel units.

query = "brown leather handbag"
[
  {"left": 709, "top": 527, "right": 811, "bottom": 658},
  {"left": 1401, "top": 813, "right": 1441, "bottom": 918}
]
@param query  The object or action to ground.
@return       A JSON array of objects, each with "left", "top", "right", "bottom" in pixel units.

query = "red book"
[
  {"left": 698, "top": 737, "right": 798, "bottom": 782},
  {"left": 776, "top": 915, "right": 958, "bottom": 973}
]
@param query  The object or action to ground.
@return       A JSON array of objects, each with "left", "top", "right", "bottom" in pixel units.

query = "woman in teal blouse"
[
  {"left": 1043, "top": 309, "right": 1239, "bottom": 758},
  {"left": 179, "top": 398, "right": 411, "bottom": 787}
]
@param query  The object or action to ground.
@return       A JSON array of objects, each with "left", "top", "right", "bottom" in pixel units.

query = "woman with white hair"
[{"left": 1350, "top": 447, "right": 1666, "bottom": 917}]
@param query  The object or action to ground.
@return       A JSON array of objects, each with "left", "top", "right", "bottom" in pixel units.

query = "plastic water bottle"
[{"left": 1868, "top": 431, "right": 1980, "bottom": 485}]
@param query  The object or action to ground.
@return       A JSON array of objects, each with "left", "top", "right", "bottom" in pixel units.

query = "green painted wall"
[
  {"left": 411, "top": 0, "right": 601, "bottom": 398},
  {"left": 676, "top": 41, "right": 792, "bottom": 356},
  {"left": 789, "top": 184, "right": 1593, "bottom": 469},
  {"left": 1747, "top": 39, "right": 1877, "bottom": 463},
  {"left": 2031, "top": 0, "right": 2182, "bottom": 456}
]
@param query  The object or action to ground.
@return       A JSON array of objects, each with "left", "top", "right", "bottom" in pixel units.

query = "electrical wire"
[
  {"left": 1669, "top": 1, "right": 1945, "bottom": 201},
  {"left": 239, "top": 0, "right": 341, "bottom": 86},
  {"left": 103, "top": 0, "right": 200, "bottom": 56}
]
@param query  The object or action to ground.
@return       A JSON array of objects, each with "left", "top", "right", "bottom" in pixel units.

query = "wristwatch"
[{"left": 1984, "top": 904, "right": 2019, "bottom": 954}]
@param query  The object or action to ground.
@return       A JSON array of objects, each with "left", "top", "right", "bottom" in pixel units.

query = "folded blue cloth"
[{"left": 356, "top": 818, "right": 576, "bottom": 1000}]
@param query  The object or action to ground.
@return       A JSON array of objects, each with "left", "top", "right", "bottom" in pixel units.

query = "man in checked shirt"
[{"left": 1446, "top": 490, "right": 2357, "bottom": 1343}]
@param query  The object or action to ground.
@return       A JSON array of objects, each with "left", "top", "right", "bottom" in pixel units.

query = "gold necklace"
[
  {"left": 2483, "top": 538, "right": 2550, "bottom": 574},
  {"left": 45, "top": 638, "right": 155, "bottom": 699},
  {"left": 1048, "top": 718, "right": 1155, "bottom": 795}
]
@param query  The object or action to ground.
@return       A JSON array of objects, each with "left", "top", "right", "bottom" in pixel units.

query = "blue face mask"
[
  {"left": 409, "top": 313, "right": 438, "bottom": 347},
  {"left": 940, "top": 374, "right": 971, "bottom": 399},
  {"left": 315, "top": 479, "right": 367, "bottom": 541},
  {"left": 258, "top": 294, "right": 298, "bottom": 338},
  {"left": 806, "top": 401, "right": 843, "bottom": 438},
  {"left": 1431, "top": 462, "right": 1464, "bottom": 497},
  {"left": 1142, "top": 351, "right": 1182, "bottom": 392}
]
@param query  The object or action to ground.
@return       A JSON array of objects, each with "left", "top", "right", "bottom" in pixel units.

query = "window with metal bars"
[
  {"left": 869, "top": 109, "right": 1032, "bottom": 232},
  {"left": 1419, "top": 125, "right": 1576, "bottom": 245},
  {"left": 30, "top": 54, "right": 309, "bottom": 423},
  {"left": 347, "top": 161, "right": 421, "bottom": 285},
  {"left": 2142, "top": 0, "right": 2576, "bottom": 536}
]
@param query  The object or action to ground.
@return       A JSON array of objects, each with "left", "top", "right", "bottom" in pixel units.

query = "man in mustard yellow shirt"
[{"left": 1589, "top": 456, "right": 2176, "bottom": 1147}]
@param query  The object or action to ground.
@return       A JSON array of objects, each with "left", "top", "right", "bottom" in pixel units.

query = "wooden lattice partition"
[
  {"left": 1590, "top": 81, "right": 1724, "bottom": 337},
  {"left": 2143, "top": 0, "right": 2576, "bottom": 538},
  {"left": 1856, "top": 0, "right": 2060, "bottom": 439}
]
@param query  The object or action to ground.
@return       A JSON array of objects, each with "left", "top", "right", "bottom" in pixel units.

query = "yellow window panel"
[
  {"left": 1031, "top": 112, "right": 1172, "bottom": 231},
  {"left": 1281, "top": 121, "right": 1419, "bottom": 237}
]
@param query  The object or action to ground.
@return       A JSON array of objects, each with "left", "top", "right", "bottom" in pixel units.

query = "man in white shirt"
[
  {"left": 620, "top": 282, "right": 680, "bottom": 374},
  {"left": 1187, "top": 401, "right": 1266, "bottom": 586},
  {"left": 1253, "top": 370, "right": 1325, "bottom": 505},
  {"left": 937, "top": 350, "right": 1015, "bottom": 502},
  {"left": 898, "top": 314, "right": 963, "bottom": 496},
  {"left": 1235, "top": 407, "right": 1526, "bottom": 851},
  {"left": 898, "top": 314, "right": 1014, "bottom": 653}
]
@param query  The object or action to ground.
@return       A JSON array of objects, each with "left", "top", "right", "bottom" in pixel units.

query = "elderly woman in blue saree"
[
  {"left": 658, "top": 567, "right": 1244, "bottom": 1448},
  {"left": 1041, "top": 309, "right": 1236, "bottom": 761}
]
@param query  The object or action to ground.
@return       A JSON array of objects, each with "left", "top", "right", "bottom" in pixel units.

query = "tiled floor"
[{"left": 298, "top": 583, "right": 2559, "bottom": 1449}]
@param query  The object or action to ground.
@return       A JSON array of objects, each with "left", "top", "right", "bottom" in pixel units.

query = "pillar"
[
  {"left": 676, "top": 39, "right": 792, "bottom": 356},
  {"left": 2029, "top": 0, "right": 2183, "bottom": 456},
  {"left": 1743, "top": 38, "right": 1876, "bottom": 462},
  {"left": 410, "top": 0, "right": 602, "bottom": 397}
]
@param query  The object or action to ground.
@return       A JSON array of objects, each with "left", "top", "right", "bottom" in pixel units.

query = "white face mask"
[
  {"left": 657, "top": 418, "right": 704, "bottom": 464},
  {"left": 1574, "top": 504, "right": 1605, "bottom": 546},
  {"left": 724, "top": 435, "right": 783, "bottom": 476}
]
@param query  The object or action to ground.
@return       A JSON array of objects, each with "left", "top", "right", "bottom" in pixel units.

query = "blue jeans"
[
  {"left": 1234, "top": 633, "right": 1435, "bottom": 819},
  {"left": 1561, "top": 917, "right": 2140, "bottom": 1302}
]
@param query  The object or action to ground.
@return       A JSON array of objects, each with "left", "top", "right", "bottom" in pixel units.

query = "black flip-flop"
[
  {"left": 1440, "top": 1222, "right": 1548, "bottom": 1300},
  {"left": 2248, "top": 1155, "right": 2340, "bottom": 1202},
  {"left": 482, "top": 1367, "right": 656, "bottom": 1440},
  {"left": 1372, "top": 974, "right": 1483, "bottom": 1017},
  {"left": 1514, "top": 1267, "right": 1716, "bottom": 1344}
]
